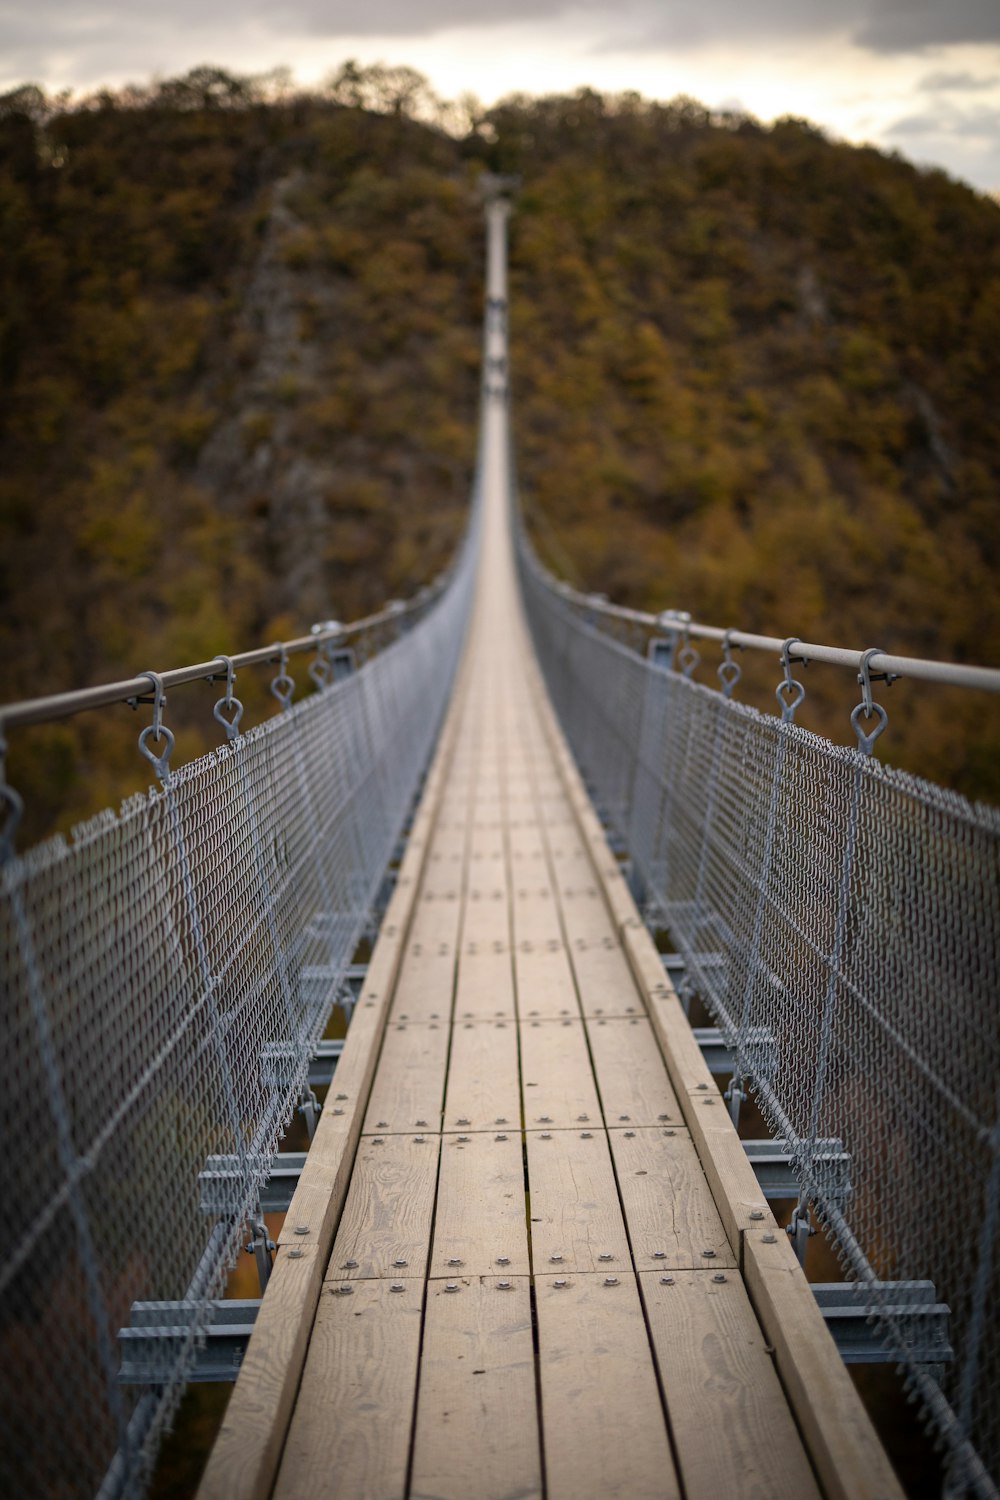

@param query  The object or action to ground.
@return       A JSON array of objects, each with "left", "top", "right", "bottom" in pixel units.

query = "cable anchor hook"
[
  {"left": 776, "top": 637, "right": 807, "bottom": 723},
  {"left": 270, "top": 643, "right": 295, "bottom": 711},
  {"left": 212, "top": 654, "right": 244, "bottom": 741},
  {"left": 717, "top": 628, "right": 742, "bottom": 699},
  {"left": 136, "top": 671, "right": 175, "bottom": 781},
  {"left": 851, "top": 647, "right": 892, "bottom": 756}
]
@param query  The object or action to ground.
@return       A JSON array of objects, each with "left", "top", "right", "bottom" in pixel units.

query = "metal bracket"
[{"left": 117, "top": 1282, "right": 952, "bottom": 1383}]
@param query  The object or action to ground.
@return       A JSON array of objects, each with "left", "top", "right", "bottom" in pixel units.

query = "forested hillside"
[{"left": 1, "top": 69, "right": 998, "bottom": 844}]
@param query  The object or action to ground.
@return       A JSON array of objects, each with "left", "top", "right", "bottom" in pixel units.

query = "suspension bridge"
[{"left": 1, "top": 187, "right": 998, "bottom": 1500}]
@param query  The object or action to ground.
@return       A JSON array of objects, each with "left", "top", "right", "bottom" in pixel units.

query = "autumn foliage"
[{"left": 1, "top": 68, "right": 998, "bottom": 845}]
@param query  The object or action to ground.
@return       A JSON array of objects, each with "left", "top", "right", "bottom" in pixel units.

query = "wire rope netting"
[
  {"left": 0, "top": 512, "right": 477, "bottom": 1500},
  {"left": 520, "top": 541, "right": 1000, "bottom": 1498}
]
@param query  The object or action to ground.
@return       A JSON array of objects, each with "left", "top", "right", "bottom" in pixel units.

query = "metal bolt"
[
  {"left": 333, "top": 1108, "right": 344, "bottom": 1116},
  {"left": 577, "top": 1114, "right": 589, "bottom": 1122},
  {"left": 749, "top": 1210, "right": 765, "bottom": 1222},
  {"left": 497, "top": 1256, "right": 510, "bottom": 1266},
  {"left": 414, "top": 1136, "right": 426, "bottom": 1143},
  {"left": 458, "top": 1135, "right": 470, "bottom": 1143},
  {"left": 554, "top": 1278, "right": 568, "bottom": 1288},
  {"left": 497, "top": 1280, "right": 512, "bottom": 1290},
  {"left": 343, "top": 1259, "right": 358, "bottom": 1269},
  {"left": 598, "top": 1253, "right": 613, "bottom": 1262},
  {"left": 663, "top": 1129, "right": 676, "bottom": 1137},
  {"left": 658, "top": 1113, "right": 670, "bottom": 1121},
  {"left": 701, "top": 1249, "right": 717, "bottom": 1259},
  {"left": 619, "top": 1114, "right": 630, "bottom": 1121},
  {"left": 660, "top": 1276, "right": 675, "bottom": 1286},
  {"left": 373, "top": 1137, "right": 385, "bottom": 1145},
  {"left": 393, "top": 1258, "right": 408, "bottom": 1267},
  {"left": 624, "top": 1131, "right": 636, "bottom": 1138},
  {"left": 416, "top": 1119, "right": 428, "bottom": 1127},
  {"left": 377, "top": 1120, "right": 388, "bottom": 1128},
  {"left": 444, "top": 1283, "right": 459, "bottom": 1293},
  {"left": 541, "top": 1132, "right": 552, "bottom": 1140},
  {"left": 550, "top": 1254, "right": 563, "bottom": 1264},
  {"left": 457, "top": 1118, "right": 470, "bottom": 1126},
  {"left": 604, "top": 1276, "right": 619, "bottom": 1286},
  {"left": 288, "top": 1248, "right": 303, "bottom": 1260},
  {"left": 652, "top": 1251, "right": 665, "bottom": 1260},
  {"left": 390, "top": 1283, "right": 404, "bottom": 1292},
  {"left": 762, "top": 1234, "right": 777, "bottom": 1244},
  {"left": 294, "top": 1225, "right": 309, "bottom": 1236},
  {"left": 496, "top": 1132, "right": 508, "bottom": 1141},
  {"left": 336, "top": 1093, "right": 348, "bottom": 1101},
  {"left": 333, "top": 1285, "right": 353, "bottom": 1296},
  {"left": 495, "top": 1117, "right": 508, "bottom": 1125},
  {"left": 713, "top": 1274, "right": 727, "bottom": 1284},
  {"left": 539, "top": 1116, "right": 552, "bottom": 1123},
  {"left": 697, "top": 1082, "right": 709, "bottom": 1091},
  {"left": 581, "top": 1131, "right": 593, "bottom": 1139},
  {"left": 447, "top": 1258, "right": 463, "bottom": 1267}
]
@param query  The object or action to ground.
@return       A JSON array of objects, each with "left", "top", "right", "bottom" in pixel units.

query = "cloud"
[
  {"left": 920, "top": 69, "right": 1000, "bottom": 92},
  {"left": 589, "top": 0, "right": 1000, "bottom": 55},
  {"left": 855, "top": 0, "right": 1000, "bottom": 55},
  {"left": 886, "top": 100, "right": 1000, "bottom": 141}
]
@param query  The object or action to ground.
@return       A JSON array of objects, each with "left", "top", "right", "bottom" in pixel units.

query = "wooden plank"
[
  {"left": 535, "top": 1271, "right": 681, "bottom": 1500},
  {"left": 431, "top": 1132, "right": 529, "bottom": 1276},
  {"left": 744, "top": 1228, "right": 906, "bottom": 1500},
  {"left": 681, "top": 1088, "right": 775, "bottom": 1257},
  {"left": 362, "top": 1019, "right": 450, "bottom": 1133},
  {"left": 519, "top": 1019, "right": 600, "bottom": 1127},
  {"left": 525, "top": 1128, "right": 631, "bottom": 1273},
  {"left": 273, "top": 1278, "right": 424, "bottom": 1500},
  {"left": 326, "top": 1132, "right": 440, "bottom": 1280},
  {"left": 514, "top": 944, "right": 580, "bottom": 1018},
  {"left": 608, "top": 1127, "right": 736, "bottom": 1270},
  {"left": 410, "top": 1278, "right": 542, "bottom": 1500},
  {"left": 638, "top": 1269, "right": 821, "bottom": 1500},
  {"left": 443, "top": 1018, "right": 521, "bottom": 1132},
  {"left": 197, "top": 1246, "right": 322, "bottom": 1500},
  {"left": 567, "top": 935, "right": 646, "bottom": 1019},
  {"left": 586, "top": 1016, "right": 682, "bottom": 1127},
  {"left": 390, "top": 913, "right": 458, "bottom": 1023},
  {"left": 453, "top": 949, "right": 516, "bottom": 1021},
  {"left": 621, "top": 917, "right": 722, "bottom": 1097}
]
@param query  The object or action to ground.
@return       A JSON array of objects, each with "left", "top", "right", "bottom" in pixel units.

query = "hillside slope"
[{"left": 1, "top": 73, "right": 998, "bottom": 846}]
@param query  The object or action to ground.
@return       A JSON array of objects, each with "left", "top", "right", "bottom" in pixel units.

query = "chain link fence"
[
  {"left": 519, "top": 540, "right": 1000, "bottom": 1498},
  {"left": 0, "top": 505, "right": 478, "bottom": 1499}
]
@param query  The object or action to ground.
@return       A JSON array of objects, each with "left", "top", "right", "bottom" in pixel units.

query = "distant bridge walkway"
[{"left": 199, "top": 202, "right": 902, "bottom": 1500}]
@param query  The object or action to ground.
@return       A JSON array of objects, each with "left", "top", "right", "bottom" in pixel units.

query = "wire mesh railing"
[
  {"left": 0, "top": 497, "right": 479, "bottom": 1498},
  {"left": 518, "top": 537, "right": 1000, "bottom": 1499}
]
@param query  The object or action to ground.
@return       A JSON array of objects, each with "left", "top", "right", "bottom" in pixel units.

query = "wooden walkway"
[{"left": 199, "top": 202, "right": 903, "bottom": 1500}]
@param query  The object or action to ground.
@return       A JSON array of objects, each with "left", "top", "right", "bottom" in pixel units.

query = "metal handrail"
[
  {"left": 522, "top": 547, "right": 1000, "bottom": 694},
  {"left": 0, "top": 574, "right": 453, "bottom": 732}
]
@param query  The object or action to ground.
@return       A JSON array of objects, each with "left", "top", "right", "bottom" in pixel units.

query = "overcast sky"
[{"left": 3, "top": 0, "right": 999, "bottom": 191}]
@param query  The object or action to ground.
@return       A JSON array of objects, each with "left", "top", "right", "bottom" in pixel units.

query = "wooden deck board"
[
  {"left": 410, "top": 1278, "right": 542, "bottom": 1500},
  {"left": 519, "top": 1018, "right": 601, "bottom": 1127},
  {"left": 326, "top": 1133, "right": 441, "bottom": 1280},
  {"left": 273, "top": 1278, "right": 423, "bottom": 1500},
  {"left": 535, "top": 1272, "right": 681, "bottom": 1500},
  {"left": 362, "top": 1020, "right": 450, "bottom": 1134},
  {"left": 431, "top": 1132, "right": 530, "bottom": 1277},
  {"left": 585, "top": 1015, "right": 682, "bottom": 1127},
  {"left": 639, "top": 1269, "right": 821, "bottom": 1500},
  {"left": 525, "top": 1128, "right": 631, "bottom": 1274},
  {"left": 608, "top": 1126, "right": 736, "bottom": 1271},
  {"left": 443, "top": 1018, "right": 521, "bottom": 1132}
]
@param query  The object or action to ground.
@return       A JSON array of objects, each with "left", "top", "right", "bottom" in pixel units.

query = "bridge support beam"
[{"left": 118, "top": 1282, "right": 951, "bottom": 1384}]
